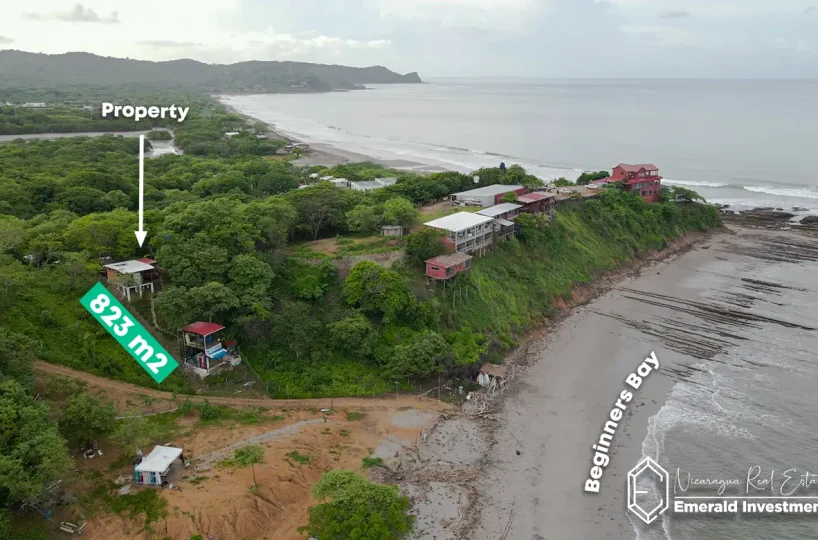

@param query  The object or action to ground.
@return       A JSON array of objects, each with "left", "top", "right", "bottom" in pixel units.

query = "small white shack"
[
  {"left": 134, "top": 446, "right": 183, "bottom": 486},
  {"left": 104, "top": 259, "right": 158, "bottom": 301}
]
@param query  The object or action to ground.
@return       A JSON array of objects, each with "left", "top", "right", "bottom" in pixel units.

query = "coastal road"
[{"left": 34, "top": 361, "right": 450, "bottom": 412}]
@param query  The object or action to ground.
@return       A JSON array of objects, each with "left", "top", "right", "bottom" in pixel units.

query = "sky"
[{"left": 1, "top": 0, "right": 817, "bottom": 78}]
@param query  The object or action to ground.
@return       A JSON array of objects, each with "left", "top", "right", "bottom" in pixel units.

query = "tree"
[
  {"left": 576, "top": 171, "right": 610, "bottom": 185},
  {"left": 0, "top": 331, "right": 39, "bottom": 390},
  {"left": 0, "top": 216, "right": 26, "bottom": 254},
  {"left": 234, "top": 445, "right": 265, "bottom": 486},
  {"left": 102, "top": 190, "right": 132, "bottom": 209},
  {"left": 329, "top": 313, "right": 374, "bottom": 356},
  {"left": 0, "top": 380, "right": 72, "bottom": 506},
  {"left": 343, "top": 262, "right": 411, "bottom": 322},
  {"left": 405, "top": 228, "right": 446, "bottom": 266},
  {"left": 57, "top": 186, "right": 111, "bottom": 215},
  {"left": 188, "top": 282, "right": 241, "bottom": 323},
  {"left": 500, "top": 191, "right": 518, "bottom": 203},
  {"left": 386, "top": 332, "right": 453, "bottom": 379},
  {"left": 346, "top": 204, "right": 383, "bottom": 234},
  {"left": 553, "top": 178, "right": 574, "bottom": 187},
  {"left": 662, "top": 186, "right": 705, "bottom": 203},
  {"left": 146, "top": 130, "right": 172, "bottom": 141},
  {"left": 287, "top": 184, "right": 360, "bottom": 240},
  {"left": 300, "top": 470, "right": 414, "bottom": 540},
  {"left": 381, "top": 197, "right": 418, "bottom": 229},
  {"left": 58, "top": 392, "right": 116, "bottom": 447}
]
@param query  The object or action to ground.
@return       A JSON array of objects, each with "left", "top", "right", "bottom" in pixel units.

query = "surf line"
[{"left": 584, "top": 351, "right": 659, "bottom": 494}]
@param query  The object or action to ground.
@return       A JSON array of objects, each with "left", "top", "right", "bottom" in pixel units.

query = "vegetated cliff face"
[{"left": 0, "top": 50, "right": 423, "bottom": 92}]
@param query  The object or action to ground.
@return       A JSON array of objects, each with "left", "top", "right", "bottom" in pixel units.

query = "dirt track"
[{"left": 34, "top": 361, "right": 450, "bottom": 412}]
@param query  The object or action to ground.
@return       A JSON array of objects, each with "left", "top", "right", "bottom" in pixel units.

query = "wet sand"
[{"left": 403, "top": 227, "right": 816, "bottom": 540}]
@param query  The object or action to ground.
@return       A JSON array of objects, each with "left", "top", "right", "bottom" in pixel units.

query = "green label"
[{"left": 79, "top": 282, "right": 178, "bottom": 384}]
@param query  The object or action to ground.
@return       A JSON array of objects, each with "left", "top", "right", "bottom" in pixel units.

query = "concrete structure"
[
  {"left": 182, "top": 322, "right": 241, "bottom": 378},
  {"left": 381, "top": 225, "right": 404, "bottom": 237},
  {"left": 104, "top": 260, "right": 158, "bottom": 301},
  {"left": 451, "top": 184, "right": 527, "bottom": 207},
  {"left": 425, "top": 212, "right": 495, "bottom": 255},
  {"left": 476, "top": 202, "right": 522, "bottom": 220},
  {"left": 134, "top": 446, "right": 183, "bottom": 486},
  {"left": 477, "top": 203, "right": 522, "bottom": 241},
  {"left": 425, "top": 252, "right": 473, "bottom": 280},
  {"left": 348, "top": 178, "right": 398, "bottom": 191},
  {"left": 604, "top": 163, "right": 663, "bottom": 203},
  {"left": 517, "top": 192, "right": 557, "bottom": 216},
  {"left": 329, "top": 178, "right": 350, "bottom": 188}
]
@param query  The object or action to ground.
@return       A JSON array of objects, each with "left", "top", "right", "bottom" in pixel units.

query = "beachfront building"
[
  {"left": 134, "top": 445, "right": 184, "bottom": 486},
  {"left": 477, "top": 203, "right": 522, "bottom": 241},
  {"left": 425, "top": 212, "right": 495, "bottom": 255},
  {"left": 182, "top": 322, "right": 241, "bottom": 378},
  {"left": 517, "top": 192, "right": 557, "bottom": 216},
  {"left": 425, "top": 252, "right": 473, "bottom": 281},
  {"left": 451, "top": 184, "right": 528, "bottom": 207},
  {"left": 104, "top": 259, "right": 160, "bottom": 301},
  {"left": 599, "top": 163, "right": 663, "bottom": 203},
  {"left": 348, "top": 178, "right": 398, "bottom": 191}
]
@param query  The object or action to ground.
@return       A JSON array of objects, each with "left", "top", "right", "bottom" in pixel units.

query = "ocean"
[
  {"left": 222, "top": 78, "right": 818, "bottom": 213},
  {"left": 224, "top": 81, "right": 818, "bottom": 540},
  {"left": 629, "top": 232, "right": 818, "bottom": 540}
]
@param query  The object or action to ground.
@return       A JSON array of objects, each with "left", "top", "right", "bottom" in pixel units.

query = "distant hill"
[{"left": 0, "top": 50, "right": 422, "bottom": 93}]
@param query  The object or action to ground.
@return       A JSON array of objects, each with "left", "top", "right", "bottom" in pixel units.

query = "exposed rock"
[{"left": 800, "top": 215, "right": 818, "bottom": 225}]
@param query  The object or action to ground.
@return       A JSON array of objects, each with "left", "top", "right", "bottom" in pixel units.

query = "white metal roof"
[
  {"left": 453, "top": 184, "right": 524, "bottom": 198},
  {"left": 135, "top": 446, "right": 183, "bottom": 473},
  {"left": 425, "top": 212, "right": 494, "bottom": 232},
  {"left": 476, "top": 203, "right": 522, "bottom": 217},
  {"left": 104, "top": 260, "right": 154, "bottom": 274},
  {"left": 495, "top": 218, "right": 515, "bottom": 227}
]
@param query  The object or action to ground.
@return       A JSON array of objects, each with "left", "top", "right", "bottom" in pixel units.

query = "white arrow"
[{"left": 134, "top": 135, "right": 147, "bottom": 247}]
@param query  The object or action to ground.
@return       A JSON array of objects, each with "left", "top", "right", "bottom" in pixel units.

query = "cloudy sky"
[{"left": 1, "top": 0, "right": 817, "bottom": 77}]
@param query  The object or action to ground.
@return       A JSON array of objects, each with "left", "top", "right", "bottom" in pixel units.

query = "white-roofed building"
[
  {"left": 451, "top": 184, "right": 527, "bottom": 207},
  {"left": 425, "top": 212, "right": 495, "bottom": 255},
  {"left": 134, "top": 445, "right": 184, "bottom": 486},
  {"left": 477, "top": 203, "right": 522, "bottom": 241},
  {"left": 348, "top": 177, "right": 398, "bottom": 191},
  {"left": 104, "top": 259, "right": 159, "bottom": 301}
]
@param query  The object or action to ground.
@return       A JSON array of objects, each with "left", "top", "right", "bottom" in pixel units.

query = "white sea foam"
[
  {"left": 742, "top": 185, "right": 818, "bottom": 199},
  {"left": 663, "top": 178, "right": 728, "bottom": 188}
]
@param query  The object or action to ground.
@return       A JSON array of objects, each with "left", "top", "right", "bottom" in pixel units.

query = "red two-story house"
[{"left": 608, "top": 163, "right": 663, "bottom": 203}]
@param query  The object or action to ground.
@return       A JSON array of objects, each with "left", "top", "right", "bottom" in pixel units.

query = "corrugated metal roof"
[
  {"left": 104, "top": 260, "right": 154, "bottom": 274},
  {"left": 135, "top": 446, "right": 183, "bottom": 473},
  {"left": 425, "top": 212, "right": 494, "bottom": 232},
  {"left": 426, "top": 252, "right": 472, "bottom": 267},
  {"left": 517, "top": 192, "right": 555, "bottom": 203},
  {"left": 617, "top": 163, "right": 659, "bottom": 172},
  {"left": 453, "top": 184, "right": 524, "bottom": 198},
  {"left": 476, "top": 203, "right": 522, "bottom": 217},
  {"left": 183, "top": 322, "right": 225, "bottom": 336},
  {"left": 495, "top": 218, "right": 515, "bottom": 227}
]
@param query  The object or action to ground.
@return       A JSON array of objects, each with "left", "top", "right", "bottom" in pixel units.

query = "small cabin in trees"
[
  {"left": 104, "top": 259, "right": 159, "bottom": 301},
  {"left": 182, "top": 322, "right": 241, "bottom": 378},
  {"left": 425, "top": 252, "right": 473, "bottom": 280}
]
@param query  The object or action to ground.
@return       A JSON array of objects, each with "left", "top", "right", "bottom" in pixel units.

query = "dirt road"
[{"left": 35, "top": 361, "right": 450, "bottom": 412}]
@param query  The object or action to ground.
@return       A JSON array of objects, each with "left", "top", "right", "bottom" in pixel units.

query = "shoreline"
[
  {"left": 219, "top": 98, "right": 446, "bottom": 172},
  {"left": 389, "top": 224, "right": 818, "bottom": 540},
  {"left": 397, "top": 224, "right": 818, "bottom": 539},
  {"left": 387, "top": 228, "right": 723, "bottom": 539}
]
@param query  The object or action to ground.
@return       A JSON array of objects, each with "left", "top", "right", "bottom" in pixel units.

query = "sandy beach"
[{"left": 397, "top": 225, "right": 818, "bottom": 540}]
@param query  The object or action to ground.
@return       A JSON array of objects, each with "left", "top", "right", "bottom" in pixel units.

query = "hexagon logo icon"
[{"left": 627, "top": 456, "right": 670, "bottom": 524}]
